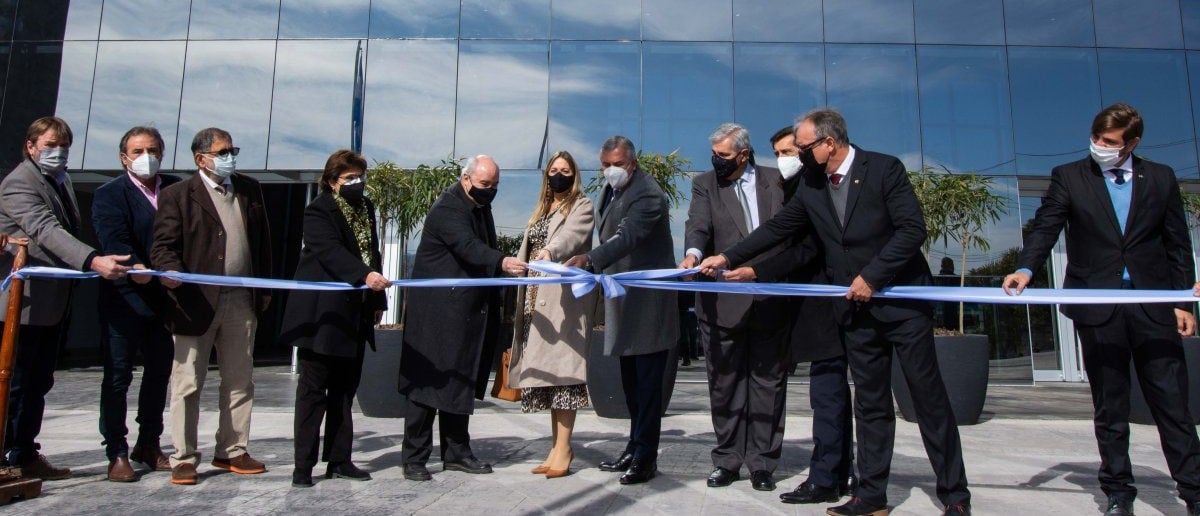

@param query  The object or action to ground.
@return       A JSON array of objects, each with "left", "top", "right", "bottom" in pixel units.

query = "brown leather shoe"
[
  {"left": 170, "top": 463, "right": 197, "bottom": 485},
  {"left": 212, "top": 454, "right": 266, "bottom": 474},
  {"left": 20, "top": 454, "right": 71, "bottom": 480},
  {"left": 130, "top": 444, "right": 171, "bottom": 472},
  {"left": 107, "top": 456, "right": 136, "bottom": 482}
]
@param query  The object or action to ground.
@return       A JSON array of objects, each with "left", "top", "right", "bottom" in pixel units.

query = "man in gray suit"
[
  {"left": 0, "top": 116, "right": 130, "bottom": 479},
  {"left": 680, "top": 123, "right": 790, "bottom": 492},
  {"left": 565, "top": 135, "right": 678, "bottom": 485}
]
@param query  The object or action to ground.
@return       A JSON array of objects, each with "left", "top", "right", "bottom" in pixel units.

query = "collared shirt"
[
  {"left": 829, "top": 145, "right": 856, "bottom": 185},
  {"left": 126, "top": 171, "right": 162, "bottom": 209},
  {"left": 198, "top": 169, "right": 233, "bottom": 193},
  {"left": 1104, "top": 156, "right": 1134, "bottom": 185},
  {"left": 686, "top": 163, "right": 760, "bottom": 260}
]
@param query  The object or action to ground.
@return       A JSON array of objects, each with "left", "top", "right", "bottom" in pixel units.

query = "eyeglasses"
[
  {"left": 796, "top": 137, "right": 828, "bottom": 153},
  {"left": 203, "top": 147, "right": 240, "bottom": 158}
]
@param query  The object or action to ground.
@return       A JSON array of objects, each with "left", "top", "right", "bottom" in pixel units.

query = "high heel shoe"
[
  {"left": 545, "top": 451, "right": 573, "bottom": 479},
  {"left": 531, "top": 464, "right": 549, "bottom": 474}
]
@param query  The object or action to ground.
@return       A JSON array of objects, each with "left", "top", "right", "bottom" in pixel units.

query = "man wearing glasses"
[{"left": 151, "top": 127, "right": 274, "bottom": 486}]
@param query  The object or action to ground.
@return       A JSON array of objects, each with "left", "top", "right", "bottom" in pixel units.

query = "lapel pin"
[{"left": 853, "top": 179, "right": 860, "bottom": 184}]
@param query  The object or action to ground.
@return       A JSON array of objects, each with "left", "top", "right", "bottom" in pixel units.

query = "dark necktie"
[
  {"left": 829, "top": 173, "right": 843, "bottom": 186},
  {"left": 52, "top": 179, "right": 79, "bottom": 232},
  {"left": 1110, "top": 169, "right": 1126, "bottom": 185}
]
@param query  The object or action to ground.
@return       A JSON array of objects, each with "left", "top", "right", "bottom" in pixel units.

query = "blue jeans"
[{"left": 98, "top": 314, "right": 173, "bottom": 460}]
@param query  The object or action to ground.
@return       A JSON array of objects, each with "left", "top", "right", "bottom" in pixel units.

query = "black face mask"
[
  {"left": 547, "top": 173, "right": 573, "bottom": 193},
  {"left": 339, "top": 181, "right": 366, "bottom": 206},
  {"left": 799, "top": 147, "right": 826, "bottom": 175},
  {"left": 712, "top": 153, "right": 740, "bottom": 179},
  {"left": 469, "top": 184, "right": 498, "bottom": 206}
]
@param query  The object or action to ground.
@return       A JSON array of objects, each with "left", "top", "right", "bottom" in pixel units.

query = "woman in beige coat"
[{"left": 508, "top": 150, "right": 595, "bottom": 478}]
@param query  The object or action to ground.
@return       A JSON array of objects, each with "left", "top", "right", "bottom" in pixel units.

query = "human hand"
[
  {"left": 260, "top": 295, "right": 272, "bottom": 312},
  {"left": 563, "top": 254, "right": 591, "bottom": 270},
  {"left": 1193, "top": 280, "right": 1200, "bottom": 297},
  {"left": 130, "top": 263, "right": 152, "bottom": 284},
  {"left": 846, "top": 275, "right": 874, "bottom": 302},
  {"left": 160, "top": 271, "right": 183, "bottom": 289},
  {"left": 1176, "top": 308, "right": 1196, "bottom": 337},
  {"left": 365, "top": 271, "right": 391, "bottom": 291},
  {"left": 698, "top": 254, "right": 728, "bottom": 278},
  {"left": 1003, "top": 271, "right": 1031, "bottom": 296},
  {"left": 678, "top": 254, "right": 698, "bottom": 269},
  {"left": 91, "top": 254, "right": 131, "bottom": 280},
  {"left": 375, "top": 310, "right": 384, "bottom": 325},
  {"left": 722, "top": 266, "right": 757, "bottom": 282},
  {"left": 502, "top": 257, "right": 527, "bottom": 276},
  {"left": 532, "top": 249, "right": 552, "bottom": 262}
]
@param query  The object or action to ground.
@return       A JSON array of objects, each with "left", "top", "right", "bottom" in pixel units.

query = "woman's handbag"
[{"left": 491, "top": 349, "right": 521, "bottom": 402}]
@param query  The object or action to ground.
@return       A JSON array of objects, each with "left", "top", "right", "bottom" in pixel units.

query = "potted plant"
[
  {"left": 892, "top": 167, "right": 1006, "bottom": 425},
  {"left": 357, "top": 158, "right": 462, "bottom": 418}
]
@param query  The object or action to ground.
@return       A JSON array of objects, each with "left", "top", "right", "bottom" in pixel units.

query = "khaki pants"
[{"left": 169, "top": 289, "right": 256, "bottom": 467}]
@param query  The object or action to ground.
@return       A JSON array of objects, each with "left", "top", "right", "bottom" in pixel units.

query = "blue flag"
[{"left": 351, "top": 40, "right": 365, "bottom": 153}]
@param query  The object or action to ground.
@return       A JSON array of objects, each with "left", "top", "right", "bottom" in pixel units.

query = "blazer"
[
  {"left": 684, "top": 164, "right": 788, "bottom": 329},
  {"left": 150, "top": 172, "right": 274, "bottom": 336},
  {"left": 278, "top": 192, "right": 387, "bottom": 358},
  {"left": 0, "top": 159, "right": 94, "bottom": 326},
  {"left": 723, "top": 145, "right": 934, "bottom": 325},
  {"left": 587, "top": 168, "right": 679, "bottom": 357},
  {"left": 508, "top": 196, "right": 596, "bottom": 388},
  {"left": 1017, "top": 156, "right": 1194, "bottom": 326},
  {"left": 92, "top": 172, "right": 182, "bottom": 321}
]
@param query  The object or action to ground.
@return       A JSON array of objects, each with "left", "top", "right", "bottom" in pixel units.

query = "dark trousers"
[
  {"left": 401, "top": 398, "right": 472, "bottom": 465},
  {"left": 1076, "top": 304, "right": 1200, "bottom": 502},
  {"left": 4, "top": 323, "right": 66, "bottom": 465},
  {"left": 98, "top": 314, "right": 173, "bottom": 460},
  {"left": 294, "top": 348, "right": 364, "bottom": 469},
  {"left": 620, "top": 349, "right": 669, "bottom": 462},
  {"left": 843, "top": 312, "right": 969, "bottom": 507},
  {"left": 700, "top": 310, "right": 788, "bottom": 473},
  {"left": 808, "top": 353, "right": 854, "bottom": 488}
]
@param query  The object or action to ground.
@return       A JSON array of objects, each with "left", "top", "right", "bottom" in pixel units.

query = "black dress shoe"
[
  {"left": 751, "top": 470, "right": 776, "bottom": 491},
  {"left": 599, "top": 452, "right": 634, "bottom": 472},
  {"left": 326, "top": 461, "right": 371, "bottom": 481},
  {"left": 826, "top": 496, "right": 889, "bottom": 516},
  {"left": 942, "top": 504, "right": 970, "bottom": 515},
  {"left": 780, "top": 481, "right": 841, "bottom": 504},
  {"left": 707, "top": 467, "right": 739, "bottom": 487},
  {"left": 843, "top": 474, "right": 859, "bottom": 496},
  {"left": 1103, "top": 494, "right": 1134, "bottom": 516},
  {"left": 403, "top": 463, "right": 432, "bottom": 481},
  {"left": 443, "top": 456, "right": 493, "bottom": 474},
  {"left": 618, "top": 460, "right": 657, "bottom": 485},
  {"left": 292, "top": 467, "right": 313, "bottom": 488}
]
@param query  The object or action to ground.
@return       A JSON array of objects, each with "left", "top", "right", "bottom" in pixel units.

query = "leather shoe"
[
  {"left": 751, "top": 470, "right": 776, "bottom": 491},
  {"left": 326, "top": 461, "right": 371, "bottom": 481},
  {"left": 170, "top": 463, "right": 197, "bottom": 486},
  {"left": 707, "top": 467, "right": 739, "bottom": 487},
  {"left": 599, "top": 452, "right": 634, "bottom": 472},
  {"left": 292, "top": 467, "right": 313, "bottom": 488},
  {"left": 780, "top": 481, "right": 841, "bottom": 504},
  {"left": 1104, "top": 494, "right": 1134, "bottom": 516},
  {"left": 212, "top": 454, "right": 266, "bottom": 474},
  {"left": 942, "top": 504, "right": 971, "bottom": 515},
  {"left": 443, "top": 456, "right": 493, "bottom": 474},
  {"left": 107, "top": 456, "right": 136, "bottom": 482},
  {"left": 403, "top": 463, "right": 432, "bottom": 481},
  {"left": 826, "top": 496, "right": 889, "bottom": 516},
  {"left": 20, "top": 454, "right": 71, "bottom": 480},
  {"left": 618, "top": 459, "right": 656, "bottom": 485},
  {"left": 130, "top": 443, "right": 172, "bottom": 472},
  {"left": 843, "top": 474, "right": 859, "bottom": 496}
]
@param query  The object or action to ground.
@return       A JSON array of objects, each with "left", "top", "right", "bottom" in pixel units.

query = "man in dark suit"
[
  {"left": 1004, "top": 103, "right": 1200, "bottom": 516},
  {"left": 565, "top": 135, "right": 679, "bottom": 485},
  {"left": 397, "top": 155, "right": 526, "bottom": 482},
  {"left": 92, "top": 126, "right": 182, "bottom": 482},
  {"left": 700, "top": 108, "right": 970, "bottom": 516},
  {"left": 680, "top": 123, "right": 789, "bottom": 492}
]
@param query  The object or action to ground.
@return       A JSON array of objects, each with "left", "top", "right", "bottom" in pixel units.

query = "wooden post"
[{"left": 0, "top": 243, "right": 43, "bottom": 503}]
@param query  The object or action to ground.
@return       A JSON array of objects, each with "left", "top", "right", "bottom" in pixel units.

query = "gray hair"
[
  {"left": 708, "top": 122, "right": 751, "bottom": 153},
  {"left": 797, "top": 108, "right": 850, "bottom": 146},
  {"left": 190, "top": 127, "right": 232, "bottom": 154},
  {"left": 462, "top": 155, "right": 478, "bottom": 179},
  {"left": 600, "top": 135, "right": 636, "bottom": 158}
]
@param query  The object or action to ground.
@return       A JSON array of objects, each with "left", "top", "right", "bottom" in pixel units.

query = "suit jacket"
[
  {"left": 150, "top": 172, "right": 274, "bottom": 336},
  {"left": 398, "top": 184, "right": 504, "bottom": 414},
  {"left": 723, "top": 145, "right": 933, "bottom": 325},
  {"left": 587, "top": 168, "right": 679, "bottom": 356},
  {"left": 278, "top": 192, "right": 387, "bottom": 358},
  {"left": 684, "top": 164, "right": 788, "bottom": 329},
  {"left": 509, "top": 196, "right": 596, "bottom": 388},
  {"left": 1017, "top": 156, "right": 1194, "bottom": 326},
  {"left": 92, "top": 172, "right": 182, "bottom": 321},
  {"left": 0, "top": 159, "right": 94, "bottom": 326}
]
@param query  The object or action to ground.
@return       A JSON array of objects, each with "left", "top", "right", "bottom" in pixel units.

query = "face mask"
[
  {"left": 468, "top": 182, "right": 497, "bottom": 206},
  {"left": 547, "top": 173, "right": 573, "bottom": 194},
  {"left": 603, "top": 166, "right": 629, "bottom": 189},
  {"left": 777, "top": 155, "right": 802, "bottom": 180},
  {"left": 1089, "top": 140, "right": 1124, "bottom": 169},
  {"left": 209, "top": 153, "right": 237, "bottom": 178},
  {"left": 128, "top": 153, "right": 160, "bottom": 179},
  {"left": 37, "top": 147, "right": 68, "bottom": 175},
  {"left": 711, "top": 153, "right": 740, "bottom": 179},
  {"left": 339, "top": 178, "right": 366, "bottom": 206},
  {"left": 799, "top": 146, "right": 826, "bottom": 175}
]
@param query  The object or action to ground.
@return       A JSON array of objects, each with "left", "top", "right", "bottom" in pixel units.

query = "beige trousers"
[{"left": 169, "top": 289, "right": 257, "bottom": 467}]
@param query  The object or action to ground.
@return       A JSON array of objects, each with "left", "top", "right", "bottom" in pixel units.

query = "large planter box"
[
  {"left": 357, "top": 329, "right": 406, "bottom": 418},
  {"left": 1128, "top": 336, "right": 1200, "bottom": 425},
  {"left": 587, "top": 327, "right": 678, "bottom": 419},
  {"left": 892, "top": 334, "right": 990, "bottom": 426}
]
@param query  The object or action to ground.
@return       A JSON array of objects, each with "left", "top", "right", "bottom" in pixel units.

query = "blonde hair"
[{"left": 527, "top": 150, "right": 582, "bottom": 226}]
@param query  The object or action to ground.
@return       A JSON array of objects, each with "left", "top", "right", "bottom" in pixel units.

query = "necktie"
[
  {"left": 829, "top": 173, "right": 843, "bottom": 186},
  {"left": 1110, "top": 169, "right": 1126, "bottom": 185},
  {"left": 734, "top": 178, "right": 755, "bottom": 231},
  {"left": 52, "top": 180, "right": 79, "bottom": 232}
]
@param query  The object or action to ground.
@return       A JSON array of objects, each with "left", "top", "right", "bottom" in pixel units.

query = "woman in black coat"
[{"left": 279, "top": 149, "right": 390, "bottom": 487}]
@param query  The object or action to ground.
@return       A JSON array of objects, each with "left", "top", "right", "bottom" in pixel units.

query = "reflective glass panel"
[
  {"left": 1002, "top": 0, "right": 1094, "bottom": 47},
  {"left": 1098, "top": 49, "right": 1196, "bottom": 178},
  {"left": 643, "top": 0, "right": 732, "bottom": 42},
  {"left": 189, "top": 0, "right": 279, "bottom": 40},
  {"left": 279, "top": 0, "right": 369, "bottom": 39},
  {"left": 1018, "top": 192, "right": 1060, "bottom": 373},
  {"left": 825, "top": 44, "right": 921, "bottom": 169},
  {"left": 1188, "top": 52, "right": 1200, "bottom": 172},
  {"left": 268, "top": 40, "right": 358, "bottom": 170},
  {"left": 455, "top": 41, "right": 549, "bottom": 170},
  {"left": 63, "top": 0, "right": 102, "bottom": 40},
  {"left": 461, "top": 0, "right": 549, "bottom": 39},
  {"left": 177, "top": 41, "right": 276, "bottom": 171},
  {"left": 362, "top": 40, "right": 458, "bottom": 167},
  {"left": 2, "top": 43, "right": 70, "bottom": 173},
  {"left": 917, "top": 46, "right": 1014, "bottom": 174},
  {"left": 824, "top": 0, "right": 914, "bottom": 44},
  {"left": 489, "top": 170, "right": 544, "bottom": 241},
  {"left": 732, "top": 43, "right": 824, "bottom": 163},
  {"left": 1093, "top": 0, "right": 1184, "bottom": 49},
  {"left": 14, "top": 0, "right": 68, "bottom": 41},
  {"left": 369, "top": 0, "right": 458, "bottom": 38},
  {"left": 548, "top": 41, "right": 640, "bottom": 171},
  {"left": 84, "top": 41, "right": 186, "bottom": 170},
  {"left": 0, "top": 1, "right": 15, "bottom": 41},
  {"left": 54, "top": 41, "right": 97, "bottom": 165},
  {"left": 1186, "top": 0, "right": 1200, "bottom": 50},
  {"left": 643, "top": 42, "right": 734, "bottom": 168},
  {"left": 551, "top": 0, "right": 639, "bottom": 41},
  {"left": 914, "top": 0, "right": 1003, "bottom": 44},
  {"left": 1008, "top": 47, "right": 1100, "bottom": 175},
  {"left": 99, "top": 0, "right": 190, "bottom": 40},
  {"left": 733, "top": 0, "right": 821, "bottom": 42}
]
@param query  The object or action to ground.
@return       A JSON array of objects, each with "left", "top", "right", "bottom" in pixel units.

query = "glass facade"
[{"left": 0, "top": 1, "right": 1196, "bottom": 374}]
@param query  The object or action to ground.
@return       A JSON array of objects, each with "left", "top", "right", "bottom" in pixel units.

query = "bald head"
[{"left": 461, "top": 154, "right": 500, "bottom": 205}]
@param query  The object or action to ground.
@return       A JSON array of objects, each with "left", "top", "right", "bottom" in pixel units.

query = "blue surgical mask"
[
  {"left": 37, "top": 147, "right": 68, "bottom": 175},
  {"left": 209, "top": 153, "right": 237, "bottom": 178}
]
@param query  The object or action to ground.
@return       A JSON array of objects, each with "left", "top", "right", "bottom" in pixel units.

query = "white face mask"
[
  {"left": 1089, "top": 140, "right": 1124, "bottom": 169},
  {"left": 128, "top": 153, "right": 160, "bottom": 179},
  {"left": 37, "top": 147, "right": 68, "bottom": 175},
  {"left": 777, "top": 155, "right": 802, "bottom": 180},
  {"left": 209, "top": 153, "right": 237, "bottom": 178},
  {"left": 603, "top": 165, "right": 629, "bottom": 189}
]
